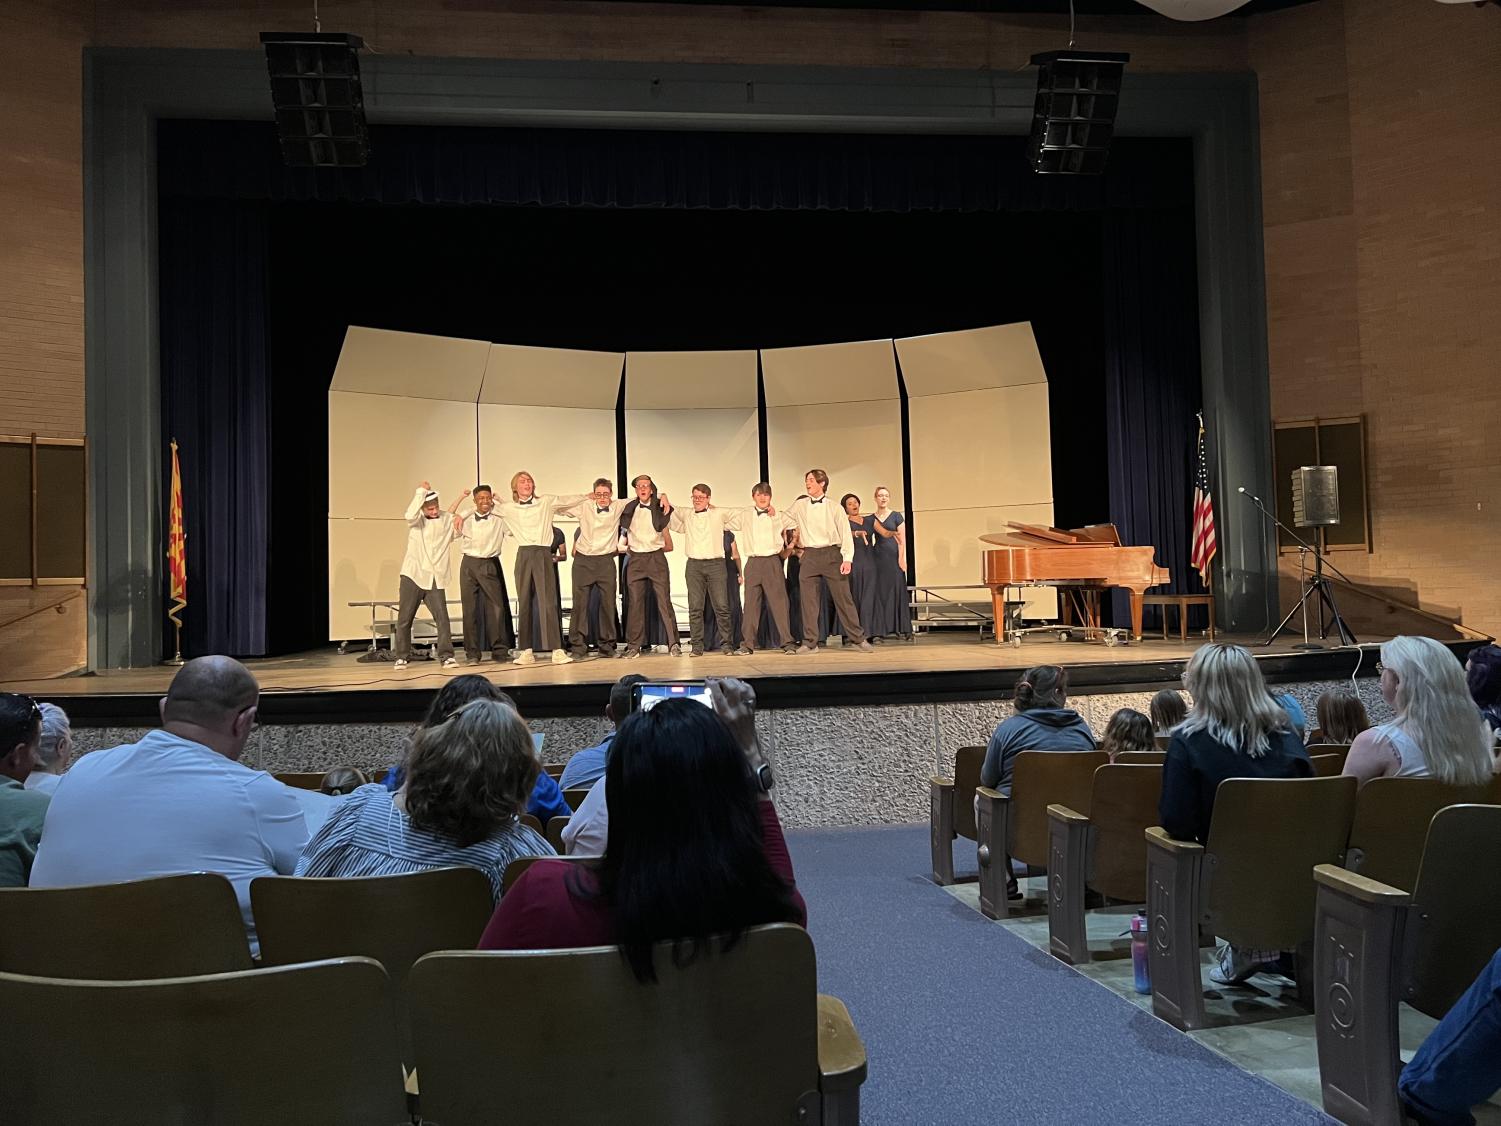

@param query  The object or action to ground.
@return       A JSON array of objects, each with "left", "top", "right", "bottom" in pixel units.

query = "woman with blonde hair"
[
  {"left": 1344, "top": 635, "right": 1494, "bottom": 786},
  {"left": 1159, "top": 643, "right": 1312, "bottom": 985}
]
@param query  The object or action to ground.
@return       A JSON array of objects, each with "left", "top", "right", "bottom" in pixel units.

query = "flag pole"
[{"left": 165, "top": 437, "right": 187, "bottom": 666}]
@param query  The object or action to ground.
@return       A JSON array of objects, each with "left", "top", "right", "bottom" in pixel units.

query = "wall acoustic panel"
[
  {"left": 624, "top": 351, "right": 760, "bottom": 625},
  {"left": 762, "top": 340, "right": 903, "bottom": 512},
  {"left": 330, "top": 326, "right": 491, "bottom": 401},
  {"left": 329, "top": 518, "right": 463, "bottom": 642}
]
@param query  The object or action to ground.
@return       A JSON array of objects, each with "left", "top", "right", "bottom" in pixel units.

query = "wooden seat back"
[
  {"left": 273, "top": 771, "right": 326, "bottom": 790},
  {"left": 502, "top": 854, "right": 591, "bottom": 894},
  {"left": 409, "top": 924, "right": 821, "bottom": 1125},
  {"left": 0, "top": 957, "right": 406, "bottom": 1125},
  {"left": 563, "top": 786, "right": 593, "bottom": 809},
  {"left": 1204, "top": 776, "right": 1358, "bottom": 950},
  {"left": 1083, "top": 764, "right": 1164, "bottom": 901},
  {"left": 546, "top": 816, "right": 570, "bottom": 852},
  {"left": 0, "top": 873, "right": 252, "bottom": 979},
  {"left": 1309, "top": 753, "right": 1345, "bottom": 777},
  {"left": 1405, "top": 803, "right": 1501, "bottom": 1019},
  {"left": 520, "top": 813, "right": 544, "bottom": 833},
  {"left": 1009, "top": 750, "right": 1109, "bottom": 867},
  {"left": 1113, "top": 750, "right": 1165, "bottom": 765},
  {"left": 953, "top": 745, "right": 985, "bottom": 841},
  {"left": 1153, "top": 734, "right": 1171, "bottom": 751},
  {"left": 1345, "top": 775, "right": 1501, "bottom": 891}
]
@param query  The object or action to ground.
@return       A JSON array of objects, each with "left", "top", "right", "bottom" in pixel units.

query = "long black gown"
[
  {"left": 827, "top": 514, "right": 878, "bottom": 639},
  {"left": 869, "top": 510, "right": 912, "bottom": 639}
]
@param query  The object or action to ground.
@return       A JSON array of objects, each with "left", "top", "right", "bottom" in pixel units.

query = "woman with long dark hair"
[{"left": 478, "top": 679, "right": 805, "bottom": 981}]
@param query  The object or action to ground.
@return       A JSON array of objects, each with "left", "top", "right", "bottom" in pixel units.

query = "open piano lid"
[{"left": 979, "top": 522, "right": 1123, "bottom": 548}]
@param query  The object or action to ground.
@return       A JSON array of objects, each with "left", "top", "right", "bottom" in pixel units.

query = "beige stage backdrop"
[
  {"left": 896, "top": 321, "right": 1055, "bottom": 614},
  {"left": 327, "top": 327, "right": 488, "bottom": 640},
  {"left": 624, "top": 351, "right": 760, "bottom": 623},
  {"left": 760, "top": 339, "right": 903, "bottom": 516}
]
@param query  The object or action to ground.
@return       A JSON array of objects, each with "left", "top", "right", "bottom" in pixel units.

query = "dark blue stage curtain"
[
  {"left": 159, "top": 198, "right": 271, "bottom": 658},
  {"left": 1102, "top": 207, "right": 1207, "bottom": 631}
]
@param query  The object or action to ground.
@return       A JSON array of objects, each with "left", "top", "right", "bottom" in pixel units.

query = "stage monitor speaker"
[
  {"left": 1291, "top": 465, "right": 1341, "bottom": 527},
  {"left": 1027, "top": 50, "right": 1130, "bottom": 176},
  {"left": 260, "top": 32, "right": 369, "bottom": 168}
]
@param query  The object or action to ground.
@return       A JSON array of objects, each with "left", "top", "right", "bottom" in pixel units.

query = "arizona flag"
[
  {"left": 1190, "top": 414, "right": 1217, "bottom": 586},
  {"left": 168, "top": 439, "right": 187, "bottom": 631}
]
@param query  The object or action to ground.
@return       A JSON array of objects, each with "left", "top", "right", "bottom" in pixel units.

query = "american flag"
[{"left": 1190, "top": 414, "right": 1217, "bottom": 586}]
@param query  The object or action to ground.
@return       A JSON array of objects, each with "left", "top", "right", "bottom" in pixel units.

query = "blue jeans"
[{"left": 1399, "top": 947, "right": 1501, "bottom": 1126}]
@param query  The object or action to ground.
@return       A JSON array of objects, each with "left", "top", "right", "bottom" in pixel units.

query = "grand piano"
[{"left": 980, "top": 523, "right": 1170, "bottom": 644}]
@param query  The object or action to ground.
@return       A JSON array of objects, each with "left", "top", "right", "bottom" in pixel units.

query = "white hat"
[{"left": 423, "top": 490, "right": 440, "bottom": 504}]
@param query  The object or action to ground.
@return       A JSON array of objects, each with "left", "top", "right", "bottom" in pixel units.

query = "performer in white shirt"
[
  {"left": 619, "top": 474, "right": 680, "bottom": 658},
  {"left": 394, "top": 482, "right": 464, "bottom": 670},
  {"left": 728, "top": 482, "right": 797, "bottom": 655},
  {"left": 670, "top": 483, "right": 738, "bottom": 658},
  {"left": 453, "top": 484, "right": 515, "bottom": 664},
  {"left": 563, "top": 478, "right": 627, "bottom": 658},
  {"left": 786, "top": 469, "right": 874, "bottom": 654},
  {"left": 494, "top": 471, "right": 587, "bottom": 666}
]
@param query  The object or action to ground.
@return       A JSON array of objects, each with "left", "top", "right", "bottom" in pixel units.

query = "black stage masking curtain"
[{"left": 159, "top": 198, "right": 271, "bottom": 657}]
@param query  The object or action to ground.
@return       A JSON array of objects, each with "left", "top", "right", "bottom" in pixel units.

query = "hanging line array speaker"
[
  {"left": 1027, "top": 50, "right": 1130, "bottom": 176},
  {"left": 260, "top": 32, "right": 370, "bottom": 168}
]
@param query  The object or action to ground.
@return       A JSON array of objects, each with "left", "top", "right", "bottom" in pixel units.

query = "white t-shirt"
[{"left": 561, "top": 776, "right": 609, "bottom": 857}]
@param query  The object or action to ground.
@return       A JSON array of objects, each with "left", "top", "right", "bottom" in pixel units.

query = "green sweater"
[{"left": 0, "top": 776, "right": 50, "bottom": 887}]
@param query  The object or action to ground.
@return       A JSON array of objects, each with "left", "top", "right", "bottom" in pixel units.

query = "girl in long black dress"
[
  {"left": 827, "top": 493, "right": 878, "bottom": 642},
  {"left": 868, "top": 485, "right": 912, "bottom": 641}
]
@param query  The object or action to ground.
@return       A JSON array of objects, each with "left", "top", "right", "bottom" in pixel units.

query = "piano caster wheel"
[
  {"left": 337, "top": 641, "right": 348, "bottom": 655},
  {"left": 1102, "top": 631, "right": 1121, "bottom": 648},
  {"left": 1056, "top": 630, "right": 1073, "bottom": 643},
  {"left": 1009, "top": 636, "right": 1022, "bottom": 649}
]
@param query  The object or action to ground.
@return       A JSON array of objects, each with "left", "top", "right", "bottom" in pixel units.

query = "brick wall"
[{"left": 1250, "top": 0, "right": 1501, "bottom": 637}]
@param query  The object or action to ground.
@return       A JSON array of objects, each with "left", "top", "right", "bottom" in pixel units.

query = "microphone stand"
[{"left": 1238, "top": 491, "right": 1358, "bottom": 649}]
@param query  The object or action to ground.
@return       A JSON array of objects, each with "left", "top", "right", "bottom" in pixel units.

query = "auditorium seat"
[
  {"left": 546, "top": 815, "right": 570, "bottom": 852},
  {"left": 273, "top": 771, "right": 326, "bottom": 790},
  {"left": 408, "top": 923, "right": 867, "bottom": 1125},
  {"left": 976, "top": 750, "right": 1110, "bottom": 920},
  {"left": 520, "top": 813, "right": 544, "bottom": 833},
  {"left": 0, "top": 956, "right": 406, "bottom": 1125},
  {"left": 0, "top": 873, "right": 252, "bottom": 978},
  {"left": 1154, "top": 734, "right": 1171, "bottom": 751},
  {"left": 544, "top": 762, "right": 565, "bottom": 779},
  {"left": 501, "top": 853, "right": 590, "bottom": 893},
  {"left": 1314, "top": 803, "right": 1501, "bottom": 1126},
  {"left": 563, "top": 786, "right": 593, "bottom": 809},
  {"left": 928, "top": 745, "right": 985, "bottom": 885},
  {"left": 1304, "top": 742, "right": 1351, "bottom": 765},
  {"left": 1113, "top": 750, "right": 1166, "bottom": 764},
  {"left": 1046, "top": 762, "right": 1164, "bottom": 964},
  {"left": 1145, "top": 775, "right": 1358, "bottom": 1031},
  {"left": 1309, "top": 753, "right": 1345, "bottom": 777},
  {"left": 1341, "top": 775, "right": 1501, "bottom": 891}
]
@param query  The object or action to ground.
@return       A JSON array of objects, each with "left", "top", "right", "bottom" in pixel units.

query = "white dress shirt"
[
  {"left": 567, "top": 498, "right": 628, "bottom": 557},
  {"left": 788, "top": 494, "right": 855, "bottom": 563},
  {"left": 457, "top": 509, "right": 507, "bottom": 559},
  {"left": 729, "top": 505, "right": 794, "bottom": 559},
  {"left": 627, "top": 503, "right": 666, "bottom": 553},
  {"left": 670, "top": 505, "right": 732, "bottom": 561},
  {"left": 401, "top": 487, "right": 457, "bottom": 589},
  {"left": 29, "top": 729, "right": 309, "bottom": 957},
  {"left": 561, "top": 776, "right": 608, "bottom": 857},
  {"left": 496, "top": 493, "right": 586, "bottom": 547}
]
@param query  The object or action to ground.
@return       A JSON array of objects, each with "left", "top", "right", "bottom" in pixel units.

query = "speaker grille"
[
  {"left": 261, "top": 33, "right": 370, "bottom": 168},
  {"left": 1027, "top": 51, "right": 1129, "bottom": 176}
]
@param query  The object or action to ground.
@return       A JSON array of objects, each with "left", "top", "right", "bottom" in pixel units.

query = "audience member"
[
  {"left": 1313, "top": 690, "right": 1369, "bottom": 746},
  {"left": 29, "top": 658, "right": 305, "bottom": 954},
  {"left": 1149, "top": 689, "right": 1187, "bottom": 736},
  {"left": 24, "top": 702, "right": 71, "bottom": 795},
  {"left": 479, "top": 679, "right": 805, "bottom": 980},
  {"left": 1157, "top": 643, "right": 1311, "bottom": 985},
  {"left": 298, "top": 698, "right": 552, "bottom": 901},
  {"left": 319, "top": 766, "right": 368, "bottom": 795},
  {"left": 0, "top": 694, "right": 50, "bottom": 887},
  {"left": 558, "top": 674, "right": 647, "bottom": 791},
  {"left": 1100, "top": 708, "right": 1154, "bottom": 762},
  {"left": 1344, "top": 636, "right": 1495, "bottom": 786},
  {"left": 1465, "top": 642, "right": 1501, "bottom": 737},
  {"left": 1270, "top": 691, "right": 1308, "bottom": 741},
  {"left": 383, "top": 675, "right": 572, "bottom": 823},
  {"left": 1398, "top": 945, "right": 1501, "bottom": 1126},
  {"left": 979, "top": 665, "right": 1096, "bottom": 794}
]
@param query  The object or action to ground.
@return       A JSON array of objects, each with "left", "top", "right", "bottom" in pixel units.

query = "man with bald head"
[{"left": 30, "top": 656, "right": 307, "bottom": 955}]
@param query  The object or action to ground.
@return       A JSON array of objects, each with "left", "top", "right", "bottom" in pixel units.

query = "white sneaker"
[
  {"left": 1208, "top": 944, "right": 1266, "bottom": 986},
  {"left": 442, "top": 657, "right": 459, "bottom": 668},
  {"left": 551, "top": 649, "right": 574, "bottom": 664},
  {"left": 393, "top": 659, "right": 408, "bottom": 670},
  {"left": 514, "top": 649, "right": 536, "bottom": 666}
]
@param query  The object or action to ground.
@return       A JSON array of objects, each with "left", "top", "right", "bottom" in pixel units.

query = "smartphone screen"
[{"left": 634, "top": 681, "right": 714, "bottom": 712}]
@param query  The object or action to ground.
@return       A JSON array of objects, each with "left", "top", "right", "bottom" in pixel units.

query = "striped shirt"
[{"left": 295, "top": 784, "right": 553, "bottom": 902}]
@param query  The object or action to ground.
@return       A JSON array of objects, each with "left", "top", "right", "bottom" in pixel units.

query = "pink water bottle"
[{"left": 1130, "top": 913, "right": 1151, "bottom": 994}]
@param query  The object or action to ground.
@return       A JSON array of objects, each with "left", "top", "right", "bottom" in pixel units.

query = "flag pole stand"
[{"left": 165, "top": 622, "right": 185, "bottom": 666}]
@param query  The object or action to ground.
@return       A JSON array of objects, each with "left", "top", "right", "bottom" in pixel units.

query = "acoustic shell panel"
[
  {"left": 329, "top": 326, "right": 490, "bottom": 401},
  {"left": 895, "top": 321, "right": 1049, "bottom": 397},
  {"left": 479, "top": 344, "right": 623, "bottom": 409},
  {"left": 328, "top": 518, "right": 463, "bottom": 642},
  {"left": 625, "top": 350, "right": 758, "bottom": 410},
  {"left": 761, "top": 339, "right": 897, "bottom": 407},
  {"left": 328, "top": 392, "right": 480, "bottom": 521}
]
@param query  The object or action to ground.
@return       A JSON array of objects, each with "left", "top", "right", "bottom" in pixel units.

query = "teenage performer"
[
  {"left": 453, "top": 484, "right": 516, "bottom": 664},
  {"left": 670, "top": 483, "right": 736, "bottom": 657},
  {"left": 564, "top": 478, "right": 627, "bottom": 658},
  {"left": 731, "top": 482, "right": 797, "bottom": 655},
  {"left": 701, "top": 530, "right": 744, "bottom": 654},
  {"left": 834, "top": 492, "right": 878, "bottom": 642},
  {"left": 786, "top": 469, "right": 874, "bottom": 654},
  {"left": 618, "top": 474, "right": 680, "bottom": 658},
  {"left": 869, "top": 485, "right": 912, "bottom": 641},
  {"left": 493, "top": 471, "right": 587, "bottom": 666},
  {"left": 395, "top": 482, "right": 465, "bottom": 671}
]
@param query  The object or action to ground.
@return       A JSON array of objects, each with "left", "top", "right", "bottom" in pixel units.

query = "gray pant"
[
  {"left": 800, "top": 545, "right": 864, "bottom": 645},
  {"left": 395, "top": 575, "right": 453, "bottom": 661},
  {"left": 570, "top": 551, "right": 618, "bottom": 653},
  {"left": 514, "top": 545, "right": 562, "bottom": 652},
  {"left": 626, "top": 549, "right": 678, "bottom": 650},
  {"left": 459, "top": 554, "right": 509, "bottom": 659},
  {"left": 686, "top": 557, "right": 732, "bottom": 652},
  {"left": 742, "top": 554, "right": 792, "bottom": 649}
]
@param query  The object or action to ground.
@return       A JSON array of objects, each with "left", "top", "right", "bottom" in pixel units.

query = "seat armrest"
[
  {"left": 975, "top": 787, "right": 1012, "bottom": 920},
  {"left": 1144, "top": 826, "right": 1202, "bottom": 855},
  {"left": 1048, "top": 803, "right": 1089, "bottom": 827},
  {"left": 816, "top": 994, "right": 868, "bottom": 1089},
  {"left": 1313, "top": 863, "right": 1410, "bottom": 907},
  {"left": 975, "top": 785, "right": 1007, "bottom": 804},
  {"left": 930, "top": 775, "right": 954, "bottom": 790}
]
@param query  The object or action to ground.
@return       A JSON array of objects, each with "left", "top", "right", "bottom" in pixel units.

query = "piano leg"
[
  {"left": 1128, "top": 588, "right": 1146, "bottom": 642},
  {"left": 991, "top": 588, "right": 1007, "bottom": 646}
]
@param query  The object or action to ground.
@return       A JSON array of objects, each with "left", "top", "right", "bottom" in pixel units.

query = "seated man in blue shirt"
[{"left": 558, "top": 674, "right": 647, "bottom": 791}]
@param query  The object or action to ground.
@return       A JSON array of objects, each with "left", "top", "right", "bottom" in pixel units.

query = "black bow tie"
[
  {"left": 810, "top": 498, "right": 824, "bottom": 504},
  {"left": 520, "top": 499, "right": 534, "bottom": 505},
  {"left": 755, "top": 509, "right": 769, "bottom": 516},
  {"left": 597, "top": 506, "right": 611, "bottom": 514},
  {"left": 475, "top": 514, "right": 490, "bottom": 520}
]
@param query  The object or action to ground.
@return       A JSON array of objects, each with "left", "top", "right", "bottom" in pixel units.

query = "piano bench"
[{"left": 1142, "top": 593, "right": 1215, "bottom": 642}]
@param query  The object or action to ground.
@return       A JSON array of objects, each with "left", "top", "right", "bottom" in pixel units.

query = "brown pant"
[
  {"left": 514, "top": 545, "right": 562, "bottom": 652},
  {"left": 742, "top": 555, "right": 791, "bottom": 649},
  {"left": 626, "top": 550, "right": 679, "bottom": 649},
  {"left": 569, "top": 551, "right": 618, "bottom": 653},
  {"left": 799, "top": 545, "right": 864, "bottom": 645}
]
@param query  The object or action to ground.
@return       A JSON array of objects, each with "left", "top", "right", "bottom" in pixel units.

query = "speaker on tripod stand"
[{"left": 1272, "top": 466, "right": 1356, "bottom": 648}]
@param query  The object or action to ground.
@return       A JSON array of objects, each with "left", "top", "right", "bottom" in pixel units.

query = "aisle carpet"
[{"left": 786, "top": 823, "right": 1332, "bottom": 1125}]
